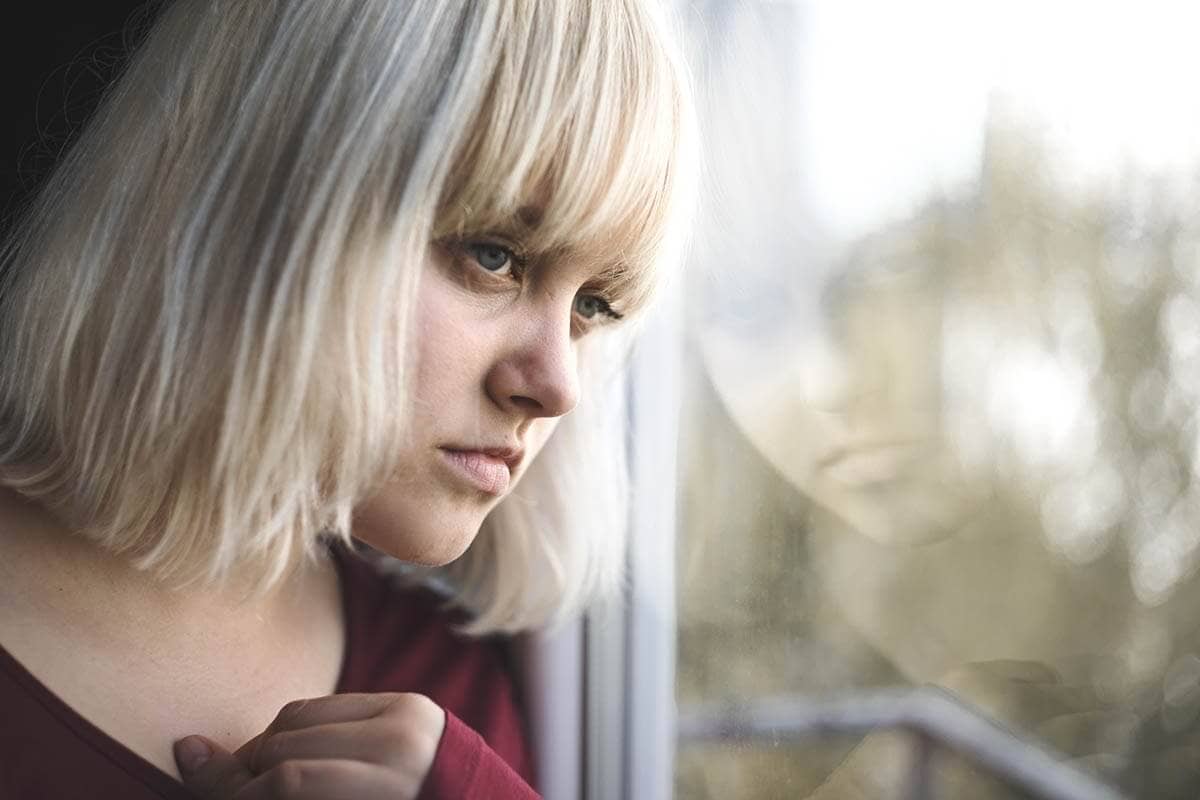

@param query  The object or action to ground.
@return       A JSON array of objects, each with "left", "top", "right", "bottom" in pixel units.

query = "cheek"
[
  {"left": 414, "top": 276, "right": 488, "bottom": 404},
  {"left": 522, "top": 418, "right": 561, "bottom": 470}
]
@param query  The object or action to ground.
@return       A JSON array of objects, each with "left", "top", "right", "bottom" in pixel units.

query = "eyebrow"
[{"left": 516, "top": 204, "right": 544, "bottom": 229}]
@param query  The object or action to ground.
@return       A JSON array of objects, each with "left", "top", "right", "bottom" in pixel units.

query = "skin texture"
[
  {"left": 0, "top": 227, "right": 624, "bottom": 790},
  {"left": 175, "top": 694, "right": 446, "bottom": 800},
  {"left": 350, "top": 240, "right": 600, "bottom": 566},
  {"left": 176, "top": 235, "right": 625, "bottom": 796},
  {"left": 0, "top": 488, "right": 348, "bottom": 780}
]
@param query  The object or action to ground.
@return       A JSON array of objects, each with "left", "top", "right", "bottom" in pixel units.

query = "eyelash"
[{"left": 456, "top": 239, "right": 625, "bottom": 327}]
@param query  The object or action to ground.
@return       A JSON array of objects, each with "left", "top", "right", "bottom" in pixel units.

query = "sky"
[{"left": 794, "top": 0, "right": 1200, "bottom": 240}]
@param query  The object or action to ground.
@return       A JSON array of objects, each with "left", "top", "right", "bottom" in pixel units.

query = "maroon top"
[{"left": 0, "top": 542, "right": 541, "bottom": 799}]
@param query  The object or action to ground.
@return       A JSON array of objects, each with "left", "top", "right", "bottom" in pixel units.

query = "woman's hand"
[
  {"left": 810, "top": 660, "right": 1135, "bottom": 799},
  {"left": 937, "top": 659, "right": 1136, "bottom": 763},
  {"left": 933, "top": 659, "right": 1135, "bottom": 795},
  {"left": 174, "top": 692, "right": 446, "bottom": 799}
]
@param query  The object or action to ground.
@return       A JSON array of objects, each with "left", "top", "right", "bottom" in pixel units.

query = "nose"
[{"left": 485, "top": 309, "right": 580, "bottom": 419}]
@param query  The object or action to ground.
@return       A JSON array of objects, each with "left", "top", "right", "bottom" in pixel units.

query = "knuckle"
[
  {"left": 275, "top": 698, "right": 314, "bottom": 728},
  {"left": 373, "top": 710, "right": 422, "bottom": 749},
  {"left": 267, "top": 761, "right": 310, "bottom": 796},
  {"left": 384, "top": 692, "right": 435, "bottom": 721},
  {"left": 377, "top": 694, "right": 443, "bottom": 755},
  {"left": 278, "top": 698, "right": 310, "bottom": 719},
  {"left": 250, "top": 732, "right": 284, "bottom": 771},
  {"left": 394, "top": 691, "right": 433, "bottom": 709}
]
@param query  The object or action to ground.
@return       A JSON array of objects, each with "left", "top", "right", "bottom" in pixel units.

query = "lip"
[
  {"left": 438, "top": 446, "right": 522, "bottom": 495},
  {"left": 815, "top": 441, "right": 927, "bottom": 488}
]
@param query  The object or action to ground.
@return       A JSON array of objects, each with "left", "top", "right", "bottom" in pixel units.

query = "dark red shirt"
[{"left": 0, "top": 542, "right": 541, "bottom": 799}]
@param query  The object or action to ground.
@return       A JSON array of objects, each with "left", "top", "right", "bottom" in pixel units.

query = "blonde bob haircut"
[{"left": 0, "top": 0, "right": 696, "bottom": 632}]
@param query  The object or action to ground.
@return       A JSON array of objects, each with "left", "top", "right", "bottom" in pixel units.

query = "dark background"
[{"left": 0, "top": 1, "right": 160, "bottom": 234}]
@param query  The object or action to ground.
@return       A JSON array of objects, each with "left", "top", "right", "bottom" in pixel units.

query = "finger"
[
  {"left": 237, "top": 694, "right": 405, "bottom": 767},
  {"left": 971, "top": 660, "right": 1062, "bottom": 684},
  {"left": 175, "top": 735, "right": 256, "bottom": 798},
  {"left": 251, "top": 720, "right": 393, "bottom": 773},
  {"left": 234, "top": 731, "right": 267, "bottom": 763},
  {"left": 231, "top": 758, "right": 418, "bottom": 800},
  {"left": 939, "top": 673, "right": 1100, "bottom": 729},
  {"left": 1002, "top": 681, "right": 1099, "bottom": 716},
  {"left": 264, "top": 694, "right": 405, "bottom": 734},
  {"left": 251, "top": 717, "right": 443, "bottom": 776},
  {"left": 1035, "top": 710, "right": 1141, "bottom": 758}
]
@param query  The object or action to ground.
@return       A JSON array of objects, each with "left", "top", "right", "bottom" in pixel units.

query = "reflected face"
[
  {"left": 352, "top": 232, "right": 625, "bottom": 564},
  {"left": 704, "top": 261, "right": 982, "bottom": 547}
]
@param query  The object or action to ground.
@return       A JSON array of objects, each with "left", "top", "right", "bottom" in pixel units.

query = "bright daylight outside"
[{"left": 673, "top": 1, "right": 1200, "bottom": 798}]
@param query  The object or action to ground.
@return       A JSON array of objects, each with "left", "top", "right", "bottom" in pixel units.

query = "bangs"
[{"left": 434, "top": 0, "right": 690, "bottom": 315}]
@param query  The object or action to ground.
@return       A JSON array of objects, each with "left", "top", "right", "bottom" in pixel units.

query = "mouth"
[
  {"left": 438, "top": 445, "right": 524, "bottom": 496},
  {"left": 815, "top": 440, "right": 928, "bottom": 488}
]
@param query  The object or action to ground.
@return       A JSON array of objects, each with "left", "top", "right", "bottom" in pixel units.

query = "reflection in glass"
[{"left": 675, "top": 1, "right": 1200, "bottom": 798}]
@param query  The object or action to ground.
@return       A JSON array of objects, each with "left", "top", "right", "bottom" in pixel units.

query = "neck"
[
  {"left": 0, "top": 488, "right": 332, "bottom": 650},
  {"left": 0, "top": 492, "right": 348, "bottom": 782}
]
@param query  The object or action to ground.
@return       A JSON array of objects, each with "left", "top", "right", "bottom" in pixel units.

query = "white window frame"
[{"left": 521, "top": 284, "right": 684, "bottom": 800}]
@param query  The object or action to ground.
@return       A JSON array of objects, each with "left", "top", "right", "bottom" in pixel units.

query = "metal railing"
[{"left": 676, "top": 689, "right": 1128, "bottom": 800}]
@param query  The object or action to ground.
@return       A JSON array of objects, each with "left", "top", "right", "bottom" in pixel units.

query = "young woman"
[{"left": 0, "top": 1, "right": 695, "bottom": 797}]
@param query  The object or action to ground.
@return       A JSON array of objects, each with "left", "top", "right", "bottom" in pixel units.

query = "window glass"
[{"left": 676, "top": 2, "right": 1200, "bottom": 797}]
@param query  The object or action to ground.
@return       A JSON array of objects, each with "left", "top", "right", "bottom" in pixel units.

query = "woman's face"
[{"left": 352, "top": 228, "right": 624, "bottom": 564}]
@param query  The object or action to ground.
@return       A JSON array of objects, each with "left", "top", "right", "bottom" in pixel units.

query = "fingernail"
[{"left": 174, "top": 736, "right": 212, "bottom": 773}]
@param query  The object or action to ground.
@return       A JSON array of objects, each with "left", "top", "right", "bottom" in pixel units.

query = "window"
[{"left": 650, "top": 2, "right": 1200, "bottom": 798}]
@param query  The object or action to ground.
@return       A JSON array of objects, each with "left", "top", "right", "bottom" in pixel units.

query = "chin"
[
  {"left": 364, "top": 522, "right": 482, "bottom": 566},
  {"left": 817, "top": 489, "right": 977, "bottom": 547},
  {"left": 404, "top": 530, "right": 478, "bottom": 566},
  {"left": 351, "top": 507, "right": 485, "bottom": 566}
]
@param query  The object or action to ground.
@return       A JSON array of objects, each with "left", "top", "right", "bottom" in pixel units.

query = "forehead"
[{"left": 426, "top": 1, "right": 690, "bottom": 313}]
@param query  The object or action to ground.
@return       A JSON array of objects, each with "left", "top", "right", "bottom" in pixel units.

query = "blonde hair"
[{"left": 0, "top": 0, "right": 695, "bottom": 632}]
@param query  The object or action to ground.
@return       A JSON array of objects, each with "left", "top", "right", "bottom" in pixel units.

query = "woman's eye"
[
  {"left": 466, "top": 242, "right": 515, "bottom": 275},
  {"left": 574, "top": 294, "right": 614, "bottom": 321}
]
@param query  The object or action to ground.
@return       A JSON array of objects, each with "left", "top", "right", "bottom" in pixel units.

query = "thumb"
[{"left": 174, "top": 735, "right": 255, "bottom": 798}]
